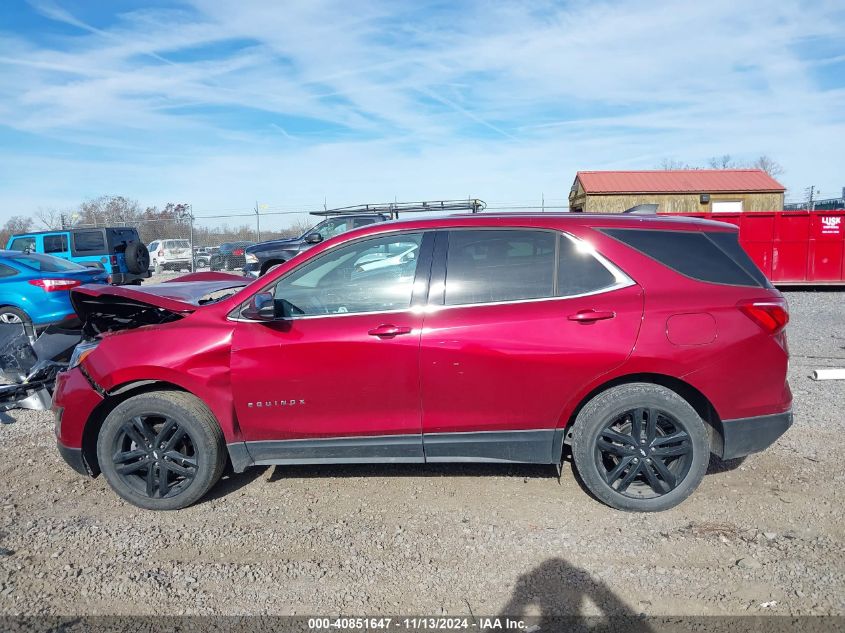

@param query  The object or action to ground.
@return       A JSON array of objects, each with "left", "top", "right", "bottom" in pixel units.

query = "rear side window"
[
  {"left": 601, "top": 228, "right": 765, "bottom": 287},
  {"left": 558, "top": 236, "right": 618, "bottom": 296},
  {"left": 445, "top": 230, "right": 556, "bottom": 305},
  {"left": 43, "top": 234, "right": 68, "bottom": 254},
  {"left": 0, "top": 263, "right": 18, "bottom": 277},
  {"left": 73, "top": 230, "right": 106, "bottom": 254},
  {"left": 8, "top": 237, "right": 35, "bottom": 252}
]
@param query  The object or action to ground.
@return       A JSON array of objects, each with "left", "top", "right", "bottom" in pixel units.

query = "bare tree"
[
  {"left": 0, "top": 216, "right": 35, "bottom": 248},
  {"left": 749, "top": 155, "right": 784, "bottom": 179},
  {"left": 35, "top": 208, "right": 64, "bottom": 230},
  {"left": 659, "top": 158, "right": 694, "bottom": 170},
  {"left": 708, "top": 154, "right": 739, "bottom": 169}
]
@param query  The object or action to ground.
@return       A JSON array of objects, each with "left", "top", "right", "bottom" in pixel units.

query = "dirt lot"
[{"left": 0, "top": 289, "right": 843, "bottom": 617}]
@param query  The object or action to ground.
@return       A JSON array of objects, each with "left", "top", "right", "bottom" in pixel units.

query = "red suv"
[{"left": 53, "top": 214, "right": 792, "bottom": 512}]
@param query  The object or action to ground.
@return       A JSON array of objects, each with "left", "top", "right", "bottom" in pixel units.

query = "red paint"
[
  {"left": 54, "top": 213, "right": 791, "bottom": 457},
  {"left": 577, "top": 169, "right": 784, "bottom": 194},
  {"left": 661, "top": 210, "right": 845, "bottom": 285},
  {"left": 665, "top": 313, "right": 717, "bottom": 346}
]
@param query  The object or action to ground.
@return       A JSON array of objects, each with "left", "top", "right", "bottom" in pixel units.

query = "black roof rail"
[{"left": 310, "top": 199, "right": 486, "bottom": 219}]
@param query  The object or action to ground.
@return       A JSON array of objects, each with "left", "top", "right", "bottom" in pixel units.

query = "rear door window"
[
  {"left": 601, "top": 228, "right": 764, "bottom": 287},
  {"left": 444, "top": 230, "right": 556, "bottom": 305},
  {"left": 72, "top": 230, "right": 106, "bottom": 254},
  {"left": 557, "top": 235, "right": 618, "bottom": 296},
  {"left": 8, "top": 237, "right": 35, "bottom": 253},
  {"left": 43, "top": 234, "right": 69, "bottom": 254}
]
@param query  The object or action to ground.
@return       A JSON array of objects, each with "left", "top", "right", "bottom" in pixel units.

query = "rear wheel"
[
  {"left": 0, "top": 306, "right": 30, "bottom": 326},
  {"left": 96, "top": 390, "right": 226, "bottom": 511},
  {"left": 571, "top": 383, "right": 709, "bottom": 512}
]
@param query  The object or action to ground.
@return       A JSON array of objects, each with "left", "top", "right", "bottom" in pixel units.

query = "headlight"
[
  {"left": 245, "top": 253, "right": 258, "bottom": 264},
  {"left": 68, "top": 340, "right": 100, "bottom": 369}
]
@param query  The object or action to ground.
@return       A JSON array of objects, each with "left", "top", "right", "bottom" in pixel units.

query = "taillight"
[
  {"left": 738, "top": 298, "right": 789, "bottom": 335},
  {"left": 28, "top": 279, "right": 82, "bottom": 292},
  {"left": 110, "top": 255, "right": 118, "bottom": 266},
  {"left": 233, "top": 248, "right": 244, "bottom": 256}
]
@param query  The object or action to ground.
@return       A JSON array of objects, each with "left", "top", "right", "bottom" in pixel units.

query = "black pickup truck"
[{"left": 243, "top": 213, "right": 389, "bottom": 277}]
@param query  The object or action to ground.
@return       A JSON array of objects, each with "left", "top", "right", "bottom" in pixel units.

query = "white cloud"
[{"left": 0, "top": 0, "right": 843, "bottom": 222}]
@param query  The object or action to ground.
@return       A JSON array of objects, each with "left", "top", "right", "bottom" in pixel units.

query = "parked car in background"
[
  {"left": 6, "top": 228, "right": 150, "bottom": 285},
  {"left": 193, "top": 247, "right": 214, "bottom": 269},
  {"left": 210, "top": 241, "right": 255, "bottom": 271},
  {"left": 0, "top": 251, "right": 108, "bottom": 328},
  {"left": 148, "top": 239, "right": 192, "bottom": 272},
  {"left": 244, "top": 213, "right": 389, "bottom": 277},
  {"left": 54, "top": 213, "right": 791, "bottom": 512}
]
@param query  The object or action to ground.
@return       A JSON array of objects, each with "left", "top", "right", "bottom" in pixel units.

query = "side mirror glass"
[
  {"left": 242, "top": 292, "right": 276, "bottom": 321},
  {"left": 305, "top": 233, "right": 323, "bottom": 244}
]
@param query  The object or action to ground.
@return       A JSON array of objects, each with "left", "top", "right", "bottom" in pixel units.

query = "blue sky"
[{"left": 1, "top": 0, "right": 844, "bottom": 228}]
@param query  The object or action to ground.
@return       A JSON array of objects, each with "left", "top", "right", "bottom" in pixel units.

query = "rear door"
[{"left": 419, "top": 229, "right": 643, "bottom": 463}]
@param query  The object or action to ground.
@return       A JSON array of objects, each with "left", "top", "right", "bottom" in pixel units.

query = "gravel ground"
[{"left": 0, "top": 289, "right": 842, "bottom": 617}]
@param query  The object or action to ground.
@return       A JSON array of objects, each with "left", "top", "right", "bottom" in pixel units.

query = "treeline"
[{"left": 1, "top": 195, "right": 314, "bottom": 248}]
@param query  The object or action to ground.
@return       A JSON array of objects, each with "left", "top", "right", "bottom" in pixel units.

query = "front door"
[
  {"left": 420, "top": 229, "right": 643, "bottom": 463},
  {"left": 231, "top": 231, "right": 433, "bottom": 464}
]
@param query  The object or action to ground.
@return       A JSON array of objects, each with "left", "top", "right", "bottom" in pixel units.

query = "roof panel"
[{"left": 576, "top": 169, "right": 785, "bottom": 193}]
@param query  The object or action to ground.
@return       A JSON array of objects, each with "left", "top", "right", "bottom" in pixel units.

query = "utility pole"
[
  {"left": 254, "top": 202, "right": 262, "bottom": 242},
  {"left": 542, "top": 193, "right": 545, "bottom": 213},
  {"left": 805, "top": 186, "right": 817, "bottom": 211}
]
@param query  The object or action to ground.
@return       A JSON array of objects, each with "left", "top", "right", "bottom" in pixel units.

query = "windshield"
[
  {"left": 8, "top": 253, "right": 88, "bottom": 272},
  {"left": 311, "top": 218, "right": 352, "bottom": 240}
]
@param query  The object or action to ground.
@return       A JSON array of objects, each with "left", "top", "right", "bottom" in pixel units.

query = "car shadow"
[
  {"left": 202, "top": 465, "right": 271, "bottom": 503},
  {"left": 492, "top": 557, "right": 652, "bottom": 631}
]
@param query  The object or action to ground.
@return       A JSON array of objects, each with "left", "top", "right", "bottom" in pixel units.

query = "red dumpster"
[{"left": 660, "top": 210, "right": 845, "bottom": 285}]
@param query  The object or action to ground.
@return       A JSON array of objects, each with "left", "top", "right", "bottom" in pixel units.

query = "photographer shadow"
[{"left": 494, "top": 557, "right": 652, "bottom": 632}]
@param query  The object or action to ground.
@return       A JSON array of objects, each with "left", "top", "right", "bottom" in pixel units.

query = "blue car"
[
  {"left": 0, "top": 251, "right": 109, "bottom": 328},
  {"left": 5, "top": 227, "right": 151, "bottom": 285}
]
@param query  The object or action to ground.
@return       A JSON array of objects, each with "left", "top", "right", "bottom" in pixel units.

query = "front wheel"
[
  {"left": 96, "top": 390, "right": 226, "bottom": 510},
  {"left": 571, "top": 383, "right": 710, "bottom": 512}
]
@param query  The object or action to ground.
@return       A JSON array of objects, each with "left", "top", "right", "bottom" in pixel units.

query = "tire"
[
  {"left": 96, "top": 390, "right": 227, "bottom": 511},
  {"left": 124, "top": 242, "right": 151, "bottom": 274},
  {"left": 570, "top": 383, "right": 709, "bottom": 512},
  {"left": 224, "top": 258, "right": 233, "bottom": 271},
  {"left": 0, "top": 306, "right": 31, "bottom": 326}
]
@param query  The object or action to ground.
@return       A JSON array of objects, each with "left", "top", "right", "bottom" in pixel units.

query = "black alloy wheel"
[
  {"left": 571, "top": 383, "right": 709, "bottom": 512},
  {"left": 110, "top": 414, "right": 198, "bottom": 499},
  {"left": 97, "top": 390, "right": 226, "bottom": 510},
  {"left": 595, "top": 407, "right": 692, "bottom": 498}
]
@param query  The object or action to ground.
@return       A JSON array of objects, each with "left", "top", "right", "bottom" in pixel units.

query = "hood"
[
  {"left": 247, "top": 237, "right": 301, "bottom": 252},
  {"left": 70, "top": 271, "right": 249, "bottom": 335}
]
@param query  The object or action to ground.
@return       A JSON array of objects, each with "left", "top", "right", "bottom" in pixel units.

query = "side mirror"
[
  {"left": 304, "top": 233, "right": 323, "bottom": 244},
  {"left": 241, "top": 292, "right": 276, "bottom": 321}
]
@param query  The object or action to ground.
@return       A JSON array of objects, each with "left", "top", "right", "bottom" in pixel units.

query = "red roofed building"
[{"left": 568, "top": 169, "right": 785, "bottom": 214}]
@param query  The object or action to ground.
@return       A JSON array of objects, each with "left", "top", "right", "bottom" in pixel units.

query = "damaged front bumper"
[{"left": 0, "top": 323, "right": 82, "bottom": 412}]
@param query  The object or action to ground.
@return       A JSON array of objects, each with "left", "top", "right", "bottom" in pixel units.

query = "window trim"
[{"left": 429, "top": 227, "right": 634, "bottom": 310}]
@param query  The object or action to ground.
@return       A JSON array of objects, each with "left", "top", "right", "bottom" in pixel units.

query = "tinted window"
[
  {"left": 558, "top": 236, "right": 618, "bottom": 296},
  {"left": 354, "top": 218, "right": 377, "bottom": 228},
  {"left": 0, "top": 263, "right": 18, "bottom": 278},
  {"left": 8, "top": 237, "right": 35, "bottom": 253},
  {"left": 73, "top": 230, "right": 106, "bottom": 253},
  {"left": 707, "top": 231, "right": 771, "bottom": 288},
  {"left": 269, "top": 232, "right": 424, "bottom": 317},
  {"left": 445, "top": 230, "right": 555, "bottom": 305},
  {"left": 601, "top": 228, "right": 761, "bottom": 287},
  {"left": 44, "top": 234, "right": 68, "bottom": 254},
  {"left": 9, "top": 253, "right": 86, "bottom": 272}
]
